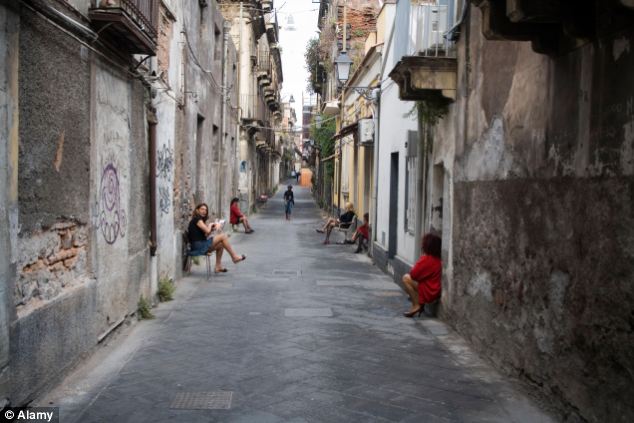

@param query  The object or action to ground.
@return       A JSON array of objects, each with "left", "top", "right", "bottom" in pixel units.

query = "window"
[
  {"left": 212, "top": 124, "right": 219, "bottom": 162},
  {"left": 341, "top": 138, "right": 350, "bottom": 194},
  {"left": 214, "top": 25, "right": 222, "bottom": 61},
  {"left": 404, "top": 130, "right": 418, "bottom": 234},
  {"left": 195, "top": 114, "right": 205, "bottom": 203}
]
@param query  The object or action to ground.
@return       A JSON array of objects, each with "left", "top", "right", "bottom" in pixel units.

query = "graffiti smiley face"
[{"left": 97, "top": 163, "right": 127, "bottom": 244}]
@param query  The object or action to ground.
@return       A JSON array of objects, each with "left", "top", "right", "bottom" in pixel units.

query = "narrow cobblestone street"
[{"left": 41, "top": 184, "right": 554, "bottom": 423}]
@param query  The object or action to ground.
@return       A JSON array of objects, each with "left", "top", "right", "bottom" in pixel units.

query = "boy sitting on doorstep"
[{"left": 345, "top": 212, "right": 370, "bottom": 253}]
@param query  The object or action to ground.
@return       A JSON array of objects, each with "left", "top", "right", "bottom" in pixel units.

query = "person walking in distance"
[{"left": 283, "top": 185, "right": 295, "bottom": 220}]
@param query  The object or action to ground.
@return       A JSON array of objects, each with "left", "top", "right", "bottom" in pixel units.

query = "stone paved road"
[{"left": 40, "top": 183, "right": 555, "bottom": 423}]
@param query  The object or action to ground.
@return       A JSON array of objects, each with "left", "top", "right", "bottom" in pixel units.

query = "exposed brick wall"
[
  {"left": 157, "top": 4, "right": 174, "bottom": 84},
  {"left": 15, "top": 221, "right": 88, "bottom": 316}
]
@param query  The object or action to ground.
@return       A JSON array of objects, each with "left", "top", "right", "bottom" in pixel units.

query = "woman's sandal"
[
  {"left": 232, "top": 254, "right": 246, "bottom": 264},
  {"left": 214, "top": 268, "right": 228, "bottom": 273}
]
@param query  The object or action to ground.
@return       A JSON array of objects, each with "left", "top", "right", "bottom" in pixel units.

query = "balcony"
[
  {"left": 89, "top": 0, "right": 159, "bottom": 55},
  {"left": 240, "top": 94, "right": 265, "bottom": 123},
  {"left": 389, "top": 3, "right": 457, "bottom": 102}
]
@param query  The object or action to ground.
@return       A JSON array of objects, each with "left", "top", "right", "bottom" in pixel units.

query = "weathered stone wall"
[
  {"left": 0, "top": 0, "right": 19, "bottom": 405},
  {"left": 10, "top": 3, "right": 150, "bottom": 404},
  {"left": 438, "top": 6, "right": 634, "bottom": 422},
  {"left": 154, "top": 1, "right": 238, "bottom": 279}
]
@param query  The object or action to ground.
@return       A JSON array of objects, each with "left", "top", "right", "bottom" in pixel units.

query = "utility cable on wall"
[{"left": 181, "top": 28, "right": 224, "bottom": 92}]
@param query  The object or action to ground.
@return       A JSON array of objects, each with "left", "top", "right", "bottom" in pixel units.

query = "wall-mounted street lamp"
[
  {"left": 289, "top": 95, "right": 295, "bottom": 103},
  {"left": 334, "top": 51, "right": 353, "bottom": 85}
]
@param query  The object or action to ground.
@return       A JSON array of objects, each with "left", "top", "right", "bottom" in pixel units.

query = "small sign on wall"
[{"left": 359, "top": 119, "right": 374, "bottom": 145}]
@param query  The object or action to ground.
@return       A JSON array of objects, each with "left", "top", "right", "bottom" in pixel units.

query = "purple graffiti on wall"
[{"left": 96, "top": 163, "right": 127, "bottom": 244}]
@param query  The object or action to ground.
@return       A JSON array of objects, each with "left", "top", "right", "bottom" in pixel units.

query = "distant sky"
[{"left": 277, "top": 0, "right": 319, "bottom": 129}]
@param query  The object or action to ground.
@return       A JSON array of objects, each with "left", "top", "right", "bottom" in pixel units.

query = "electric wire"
[{"left": 20, "top": 1, "right": 141, "bottom": 80}]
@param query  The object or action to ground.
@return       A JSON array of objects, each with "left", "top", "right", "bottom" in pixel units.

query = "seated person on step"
[
  {"left": 317, "top": 202, "right": 355, "bottom": 244},
  {"left": 188, "top": 203, "right": 246, "bottom": 273},
  {"left": 345, "top": 212, "right": 369, "bottom": 253},
  {"left": 402, "top": 233, "right": 442, "bottom": 318},
  {"left": 230, "top": 197, "right": 254, "bottom": 233}
]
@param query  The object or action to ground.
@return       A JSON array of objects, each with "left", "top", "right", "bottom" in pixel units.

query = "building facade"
[
  {"left": 382, "top": 0, "right": 634, "bottom": 420},
  {"left": 219, "top": 0, "right": 283, "bottom": 212},
  {"left": 312, "top": 0, "right": 634, "bottom": 419},
  {"left": 0, "top": 0, "right": 238, "bottom": 406}
]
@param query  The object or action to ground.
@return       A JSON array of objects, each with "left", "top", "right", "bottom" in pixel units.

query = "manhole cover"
[{"left": 170, "top": 391, "right": 233, "bottom": 410}]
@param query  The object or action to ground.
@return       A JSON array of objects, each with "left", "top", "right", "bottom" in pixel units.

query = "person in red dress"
[
  {"left": 230, "top": 197, "right": 254, "bottom": 233},
  {"left": 402, "top": 233, "right": 442, "bottom": 317}
]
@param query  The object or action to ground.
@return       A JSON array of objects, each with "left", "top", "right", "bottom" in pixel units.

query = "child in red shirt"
[
  {"left": 348, "top": 212, "right": 370, "bottom": 253},
  {"left": 402, "top": 233, "right": 442, "bottom": 317},
  {"left": 230, "top": 197, "right": 254, "bottom": 233}
]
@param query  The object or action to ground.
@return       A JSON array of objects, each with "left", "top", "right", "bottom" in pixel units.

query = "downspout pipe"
[
  {"left": 219, "top": 20, "right": 230, "bottom": 216},
  {"left": 148, "top": 108, "right": 158, "bottom": 256},
  {"left": 369, "top": 92, "right": 380, "bottom": 257}
]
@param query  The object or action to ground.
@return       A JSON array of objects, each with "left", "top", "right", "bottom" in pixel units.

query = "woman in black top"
[
  {"left": 316, "top": 202, "right": 355, "bottom": 244},
  {"left": 188, "top": 203, "right": 246, "bottom": 272}
]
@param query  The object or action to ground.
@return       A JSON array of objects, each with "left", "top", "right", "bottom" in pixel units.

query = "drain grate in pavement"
[
  {"left": 273, "top": 270, "right": 301, "bottom": 276},
  {"left": 170, "top": 391, "right": 233, "bottom": 410},
  {"left": 372, "top": 291, "right": 404, "bottom": 297},
  {"left": 284, "top": 308, "right": 333, "bottom": 317}
]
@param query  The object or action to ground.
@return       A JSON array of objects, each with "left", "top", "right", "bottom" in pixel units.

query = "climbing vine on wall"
[
  {"left": 311, "top": 114, "right": 336, "bottom": 183},
  {"left": 405, "top": 95, "right": 451, "bottom": 127}
]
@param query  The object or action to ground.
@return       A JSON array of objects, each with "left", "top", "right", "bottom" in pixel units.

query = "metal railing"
[
  {"left": 257, "top": 51, "right": 271, "bottom": 74},
  {"left": 98, "top": 0, "right": 159, "bottom": 40},
  {"left": 394, "top": 0, "right": 455, "bottom": 58},
  {"left": 410, "top": 3, "right": 455, "bottom": 58},
  {"left": 240, "top": 94, "right": 266, "bottom": 122}
]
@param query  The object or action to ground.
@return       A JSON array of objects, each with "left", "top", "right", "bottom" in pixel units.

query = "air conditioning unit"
[{"left": 358, "top": 119, "right": 374, "bottom": 145}]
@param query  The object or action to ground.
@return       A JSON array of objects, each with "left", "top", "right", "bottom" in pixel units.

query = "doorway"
[
  {"left": 430, "top": 164, "right": 444, "bottom": 234},
  {"left": 388, "top": 152, "right": 399, "bottom": 258}
]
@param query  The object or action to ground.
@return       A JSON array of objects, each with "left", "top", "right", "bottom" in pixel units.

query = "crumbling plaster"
[{"left": 435, "top": 7, "right": 634, "bottom": 421}]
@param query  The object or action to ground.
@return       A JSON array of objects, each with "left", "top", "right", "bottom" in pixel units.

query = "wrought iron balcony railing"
[{"left": 89, "top": 0, "right": 159, "bottom": 55}]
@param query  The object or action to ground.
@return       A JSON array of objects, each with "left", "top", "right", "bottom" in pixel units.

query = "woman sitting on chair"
[
  {"left": 188, "top": 203, "right": 246, "bottom": 273},
  {"left": 317, "top": 202, "right": 355, "bottom": 244},
  {"left": 230, "top": 197, "right": 254, "bottom": 233},
  {"left": 402, "top": 233, "right": 442, "bottom": 317}
]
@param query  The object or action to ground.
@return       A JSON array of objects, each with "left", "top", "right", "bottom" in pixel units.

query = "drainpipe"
[
  {"left": 413, "top": 116, "right": 427, "bottom": 262},
  {"left": 148, "top": 108, "right": 158, "bottom": 256},
  {"left": 219, "top": 20, "right": 230, "bottom": 216},
  {"left": 369, "top": 95, "right": 380, "bottom": 258}
]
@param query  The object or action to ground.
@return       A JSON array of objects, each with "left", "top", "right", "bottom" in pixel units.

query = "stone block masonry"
[{"left": 15, "top": 220, "right": 88, "bottom": 317}]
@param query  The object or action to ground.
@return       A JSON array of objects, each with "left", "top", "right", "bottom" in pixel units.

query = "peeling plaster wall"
[
  {"left": 174, "top": 3, "right": 223, "bottom": 228},
  {"left": 89, "top": 62, "right": 150, "bottom": 333},
  {"left": 163, "top": 1, "right": 238, "bottom": 278},
  {"left": 155, "top": 2, "right": 179, "bottom": 279},
  {"left": 10, "top": 5, "right": 150, "bottom": 405},
  {"left": 436, "top": 7, "right": 634, "bottom": 422}
]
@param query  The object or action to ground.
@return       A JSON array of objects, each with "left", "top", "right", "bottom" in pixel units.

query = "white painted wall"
[{"left": 376, "top": 2, "right": 418, "bottom": 265}]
